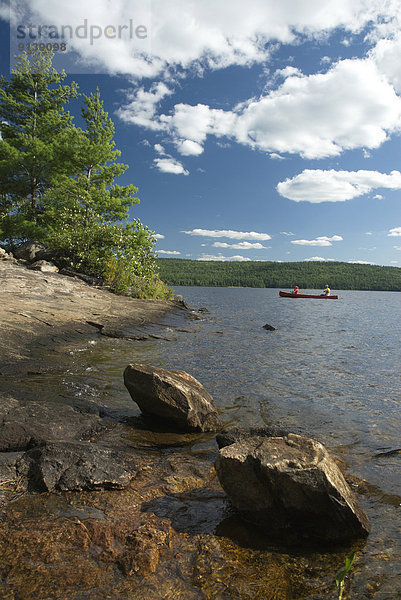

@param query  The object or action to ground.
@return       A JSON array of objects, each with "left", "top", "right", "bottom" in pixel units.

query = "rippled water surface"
[{"left": 11, "top": 286, "right": 401, "bottom": 598}]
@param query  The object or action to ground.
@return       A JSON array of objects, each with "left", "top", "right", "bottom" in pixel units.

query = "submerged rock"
[
  {"left": 215, "top": 433, "right": 370, "bottom": 543},
  {"left": 216, "top": 426, "right": 291, "bottom": 449},
  {"left": 262, "top": 323, "right": 276, "bottom": 331},
  {"left": 0, "top": 398, "right": 107, "bottom": 452},
  {"left": 17, "top": 441, "right": 135, "bottom": 492},
  {"left": 124, "top": 363, "right": 221, "bottom": 433}
]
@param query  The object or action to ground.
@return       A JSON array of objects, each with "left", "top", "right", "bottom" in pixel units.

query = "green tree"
[
  {"left": 43, "top": 89, "right": 147, "bottom": 279},
  {"left": 1, "top": 51, "right": 169, "bottom": 298},
  {"left": 0, "top": 49, "right": 78, "bottom": 245}
]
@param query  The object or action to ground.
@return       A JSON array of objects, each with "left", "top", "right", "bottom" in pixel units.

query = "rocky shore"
[{"left": 0, "top": 257, "right": 370, "bottom": 600}]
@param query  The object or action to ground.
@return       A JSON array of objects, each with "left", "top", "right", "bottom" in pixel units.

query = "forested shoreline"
[{"left": 158, "top": 258, "right": 401, "bottom": 291}]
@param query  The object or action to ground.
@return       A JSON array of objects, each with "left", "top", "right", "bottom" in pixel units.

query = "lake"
[{"left": 10, "top": 286, "right": 401, "bottom": 598}]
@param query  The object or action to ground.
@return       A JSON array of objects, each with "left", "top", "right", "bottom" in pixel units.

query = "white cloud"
[
  {"left": 280, "top": 231, "right": 294, "bottom": 236},
  {"left": 291, "top": 235, "right": 343, "bottom": 246},
  {"left": 304, "top": 256, "right": 330, "bottom": 261},
  {"left": 176, "top": 139, "right": 204, "bottom": 156},
  {"left": 117, "top": 82, "right": 172, "bottom": 130},
  {"left": 9, "top": 0, "right": 398, "bottom": 78},
  {"left": 212, "top": 241, "right": 267, "bottom": 250},
  {"left": 120, "top": 57, "right": 401, "bottom": 160},
  {"left": 197, "top": 253, "right": 251, "bottom": 262},
  {"left": 277, "top": 169, "right": 401, "bottom": 202},
  {"left": 153, "top": 233, "right": 165, "bottom": 239},
  {"left": 182, "top": 228, "right": 272, "bottom": 240},
  {"left": 388, "top": 227, "right": 401, "bottom": 236},
  {"left": 157, "top": 250, "right": 181, "bottom": 255},
  {"left": 394, "top": 246, "right": 401, "bottom": 250},
  {"left": 153, "top": 157, "right": 189, "bottom": 175},
  {"left": 154, "top": 143, "right": 165, "bottom": 154},
  {"left": 348, "top": 260, "right": 375, "bottom": 264},
  {"left": 269, "top": 153, "right": 285, "bottom": 160},
  {"left": 370, "top": 31, "right": 401, "bottom": 94}
]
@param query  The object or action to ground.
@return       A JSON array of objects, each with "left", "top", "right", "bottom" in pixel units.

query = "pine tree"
[
  {"left": 0, "top": 49, "right": 78, "bottom": 244},
  {"left": 44, "top": 89, "right": 142, "bottom": 276}
]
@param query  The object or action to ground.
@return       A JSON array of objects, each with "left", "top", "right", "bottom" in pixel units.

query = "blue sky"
[{"left": 1, "top": 1, "right": 401, "bottom": 265}]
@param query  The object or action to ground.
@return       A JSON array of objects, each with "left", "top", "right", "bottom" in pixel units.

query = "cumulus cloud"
[
  {"left": 176, "top": 139, "right": 204, "bottom": 156},
  {"left": 153, "top": 233, "right": 165, "bottom": 239},
  {"left": 117, "top": 82, "right": 172, "bottom": 130},
  {"left": 119, "top": 58, "right": 401, "bottom": 160},
  {"left": 304, "top": 256, "right": 331, "bottom": 261},
  {"left": 348, "top": 260, "right": 375, "bottom": 264},
  {"left": 154, "top": 157, "right": 189, "bottom": 175},
  {"left": 291, "top": 235, "right": 343, "bottom": 246},
  {"left": 370, "top": 31, "right": 401, "bottom": 94},
  {"left": 277, "top": 169, "right": 401, "bottom": 202},
  {"left": 182, "top": 229, "right": 272, "bottom": 240},
  {"left": 7, "top": 0, "right": 394, "bottom": 77},
  {"left": 212, "top": 241, "right": 267, "bottom": 250},
  {"left": 154, "top": 143, "right": 166, "bottom": 154},
  {"left": 157, "top": 250, "right": 181, "bottom": 255},
  {"left": 388, "top": 227, "right": 401, "bottom": 236},
  {"left": 197, "top": 253, "right": 251, "bottom": 262}
]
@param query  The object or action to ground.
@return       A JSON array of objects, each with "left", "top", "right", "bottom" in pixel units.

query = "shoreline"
[{"left": 0, "top": 260, "right": 184, "bottom": 375}]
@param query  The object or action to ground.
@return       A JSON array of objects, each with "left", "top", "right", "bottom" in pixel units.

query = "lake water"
[
  {"left": 11, "top": 286, "right": 401, "bottom": 598},
  {"left": 148, "top": 286, "right": 401, "bottom": 597}
]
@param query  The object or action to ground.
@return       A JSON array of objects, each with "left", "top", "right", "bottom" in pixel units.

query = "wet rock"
[
  {"left": 17, "top": 441, "right": 135, "bottom": 492},
  {"left": 124, "top": 363, "right": 222, "bottom": 433},
  {"left": 0, "top": 451, "right": 24, "bottom": 481},
  {"left": 263, "top": 323, "right": 276, "bottom": 331},
  {"left": 215, "top": 433, "right": 370, "bottom": 543},
  {"left": 216, "top": 426, "right": 291, "bottom": 449},
  {"left": 119, "top": 516, "right": 174, "bottom": 577},
  {"left": 28, "top": 260, "right": 59, "bottom": 273},
  {"left": 13, "top": 240, "right": 46, "bottom": 262},
  {"left": 0, "top": 399, "right": 106, "bottom": 452}
]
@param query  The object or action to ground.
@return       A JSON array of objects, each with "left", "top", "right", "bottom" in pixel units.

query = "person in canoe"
[
  {"left": 291, "top": 285, "right": 299, "bottom": 294},
  {"left": 321, "top": 285, "right": 331, "bottom": 296}
]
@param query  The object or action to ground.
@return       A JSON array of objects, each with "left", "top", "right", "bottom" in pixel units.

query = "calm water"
[{"left": 17, "top": 286, "right": 401, "bottom": 597}]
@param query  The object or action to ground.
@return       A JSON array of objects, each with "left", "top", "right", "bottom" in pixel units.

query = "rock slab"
[
  {"left": 18, "top": 441, "right": 135, "bottom": 492},
  {"left": 124, "top": 363, "right": 221, "bottom": 433},
  {"left": 215, "top": 433, "right": 370, "bottom": 543}
]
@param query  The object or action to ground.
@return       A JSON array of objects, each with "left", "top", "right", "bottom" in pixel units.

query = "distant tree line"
[{"left": 158, "top": 259, "right": 401, "bottom": 291}]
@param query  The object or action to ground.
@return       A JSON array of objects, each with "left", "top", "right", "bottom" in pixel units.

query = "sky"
[{"left": 1, "top": 0, "right": 401, "bottom": 266}]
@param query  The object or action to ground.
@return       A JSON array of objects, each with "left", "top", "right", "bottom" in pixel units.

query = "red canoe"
[{"left": 279, "top": 291, "right": 338, "bottom": 299}]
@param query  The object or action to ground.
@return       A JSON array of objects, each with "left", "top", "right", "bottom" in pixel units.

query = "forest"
[{"left": 158, "top": 259, "right": 401, "bottom": 291}]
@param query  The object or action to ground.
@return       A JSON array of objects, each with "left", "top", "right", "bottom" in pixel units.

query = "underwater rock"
[
  {"left": 124, "top": 363, "right": 221, "bottom": 433},
  {"left": 215, "top": 433, "right": 370, "bottom": 543},
  {"left": 216, "top": 426, "right": 291, "bottom": 449},
  {"left": 18, "top": 441, "right": 135, "bottom": 492},
  {"left": 0, "top": 398, "right": 106, "bottom": 452}
]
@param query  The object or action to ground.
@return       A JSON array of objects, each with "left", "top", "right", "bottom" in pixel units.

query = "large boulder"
[
  {"left": 17, "top": 441, "right": 135, "bottom": 492},
  {"left": 124, "top": 363, "right": 221, "bottom": 433},
  {"left": 215, "top": 433, "right": 370, "bottom": 543}
]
